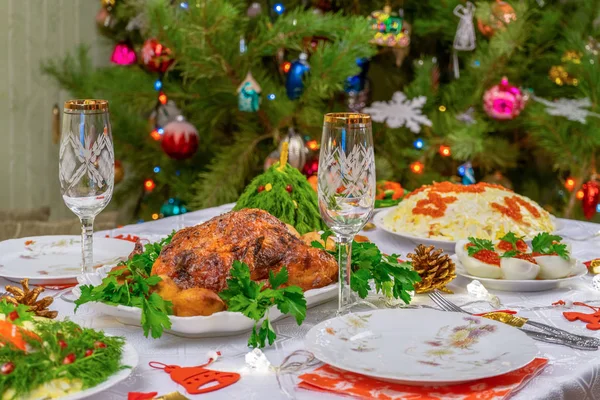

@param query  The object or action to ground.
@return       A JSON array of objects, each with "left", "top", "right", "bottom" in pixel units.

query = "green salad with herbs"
[{"left": 0, "top": 301, "right": 126, "bottom": 399}]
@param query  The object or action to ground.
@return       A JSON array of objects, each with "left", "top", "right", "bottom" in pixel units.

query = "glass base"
[{"left": 336, "top": 297, "right": 379, "bottom": 317}]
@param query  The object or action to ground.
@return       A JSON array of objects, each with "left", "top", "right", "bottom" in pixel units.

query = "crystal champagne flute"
[
  {"left": 318, "top": 113, "right": 376, "bottom": 313},
  {"left": 59, "top": 100, "right": 114, "bottom": 274}
]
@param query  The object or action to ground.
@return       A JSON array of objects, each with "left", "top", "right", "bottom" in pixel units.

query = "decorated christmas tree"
[{"left": 44, "top": 0, "right": 600, "bottom": 221}]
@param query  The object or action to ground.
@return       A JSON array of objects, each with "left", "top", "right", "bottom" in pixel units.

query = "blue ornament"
[
  {"left": 160, "top": 198, "right": 188, "bottom": 217},
  {"left": 345, "top": 58, "right": 370, "bottom": 93},
  {"left": 460, "top": 162, "right": 475, "bottom": 185},
  {"left": 286, "top": 53, "right": 310, "bottom": 100},
  {"left": 237, "top": 72, "right": 262, "bottom": 112}
]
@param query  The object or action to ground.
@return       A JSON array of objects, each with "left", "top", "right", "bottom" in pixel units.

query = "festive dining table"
[{"left": 20, "top": 203, "right": 600, "bottom": 399}]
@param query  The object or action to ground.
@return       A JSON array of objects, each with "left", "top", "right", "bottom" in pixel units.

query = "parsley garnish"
[
  {"left": 531, "top": 232, "right": 569, "bottom": 260},
  {"left": 0, "top": 301, "right": 34, "bottom": 326},
  {"left": 218, "top": 261, "right": 307, "bottom": 348},
  {"left": 312, "top": 231, "right": 420, "bottom": 304},
  {"left": 75, "top": 233, "right": 175, "bottom": 339},
  {"left": 466, "top": 237, "right": 495, "bottom": 256},
  {"left": 498, "top": 232, "right": 525, "bottom": 258}
]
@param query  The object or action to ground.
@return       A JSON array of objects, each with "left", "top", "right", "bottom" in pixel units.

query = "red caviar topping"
[
  {"left": 497, "top": 239, "right": 528, "bottom": 252},
  {"left": 514, "top": 253, "right": 538, "bottom": 264},
  {"left": 412, "top": 192, "right": 458, "bottom": 218},
  {"left": 492, "top": 196, "right": 541, "bottom": 223},
  {"left": 472, "top": 249, "right": 501, "bottom": 266},
  {"left": 405, "top": 182, "right": 512, "bottom": 199}
]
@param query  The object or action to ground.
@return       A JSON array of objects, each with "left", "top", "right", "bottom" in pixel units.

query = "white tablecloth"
[{"left": 22, "top": 204, "right": 600, "bottom": 400}]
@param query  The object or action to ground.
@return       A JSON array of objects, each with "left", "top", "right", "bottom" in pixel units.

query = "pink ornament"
[
  {"left": 161, "top": 116, "right": 199, "bottom": 160},
  {"left": 483, "top": 77, "right": 527, "bottom": 120},
  {"left": 111, "top": 42, "right": 137, "bottom": 65}
]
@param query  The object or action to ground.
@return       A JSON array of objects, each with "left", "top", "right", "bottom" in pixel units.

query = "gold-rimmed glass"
[
  {"left": 59, "top": 100, "right": 114, "bottom": 273},
  {"left": 318, "top": 113, "right": 376, "bottom": 313}
]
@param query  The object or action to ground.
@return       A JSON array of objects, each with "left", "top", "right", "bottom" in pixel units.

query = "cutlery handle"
[
  {"left": 525, "top": 320, "right": 600, "bottom": 347},
  {"left": 522, "top": 328, "right": 598, "bottom": 351}
]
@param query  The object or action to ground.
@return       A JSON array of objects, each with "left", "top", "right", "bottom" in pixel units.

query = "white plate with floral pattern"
[
  {"left": 0, "top": 236, "right": 135, "bottom": 285},
  {"left": 305, "top": 309, "right": 537, "bottom": 386}
]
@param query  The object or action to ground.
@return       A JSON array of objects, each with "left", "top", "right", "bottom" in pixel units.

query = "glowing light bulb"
[
  {"left": 273, "top": 3, "right": 284, "bottom": 14},
  {"left": 281, "top": 61, "right": 292, "bottom": 73},
  {"left": 268, "top": 94, "right": 276, "bottom": 100},
  {"left": 565, "top": 177, "right": 576, "bottom": 191},
  {"left": 150, "top": 130, "right": 161, "bottom": 141},
  {"left": 153, "top": 166, "right": 161, "bottom": 173},
  {"left": 151, "top": 213, "right": 159, "bottom": 220},
  {"left": 413, "top": 138, "right": 424, "bottom": 149},
  {"left": 144, "top": 179, "right": 156, "bottom": 192},
  {"left": 439, "top": 145, "right": 451, "bottom": 157},
  {"left": 410, "top": 161, "right": 424, "bottom": 174},
  {"left": 154, "top": 80, "right": 162, "bottom": 91},
  {"left": 577, "top": 190, "right": 584, "bottom": 200},
  {"left": 158, "top": 92, "right": 168, "bottom": 105}
]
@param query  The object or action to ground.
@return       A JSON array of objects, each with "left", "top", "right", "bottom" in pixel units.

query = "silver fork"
[{"left": 428, "top": 291, "right": 598, "bottom": 351}]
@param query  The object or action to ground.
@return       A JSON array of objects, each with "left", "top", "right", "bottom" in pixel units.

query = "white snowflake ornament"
[
  {"left": 363, "top": 91, "right": 432, "bottom": 133},
  {"left": 531, "top": 95, "right": 600, "bottom": 124}
]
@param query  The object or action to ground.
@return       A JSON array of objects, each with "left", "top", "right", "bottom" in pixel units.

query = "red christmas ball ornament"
[
  {"left": 302, "top": 157, "right": 319, "bottom": 177},
  {"left": 141, "top": 39, "right": 174, "bottom": 73},
  {"left": 161, "top": 116, "right": 199, "bottom": 160},
  {"left": 582, "top": 180, "right": 600, "bottom": 220},
  {"left": 483, "top": 77, "right": 526, "bottom": 120}
]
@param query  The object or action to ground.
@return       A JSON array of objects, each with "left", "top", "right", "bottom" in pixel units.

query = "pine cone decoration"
[
  {"left": 1, "top": 278, "right": 58, "bottom": 319},
  {"left": 407, "top": 245, "right": 456, "bottom": 293}
]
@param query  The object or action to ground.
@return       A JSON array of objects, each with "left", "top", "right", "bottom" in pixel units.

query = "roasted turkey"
[{"left": 149, "top": 208, "right": 338, "bottom": 316}]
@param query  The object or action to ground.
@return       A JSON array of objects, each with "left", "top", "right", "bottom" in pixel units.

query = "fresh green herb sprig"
[
  {"left": 532, "top": 232, "right": 569, "bottom": 259},
  {"left": 466, "top": 237, "right": 495, "bottom": 256},
  {"left": 0, "top": 300, "right": 126, "bottom": 398},
  {"left": 312, "top": 232, "right": 420, "bottom": 304},
  {"left": 498, "top": 232, "right": 524, "bottom": 258},
  {"left": 75, "top": 233, "right": 175, "bottom": 339},
  {"left": 0, "top": 302, "right": 33, "bottom": 326},
  {"left": 218, "top": 261, "right": 307, "bottom": 348}
]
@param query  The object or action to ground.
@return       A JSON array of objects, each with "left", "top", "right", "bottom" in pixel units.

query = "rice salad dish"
[{"left": 382, "top": 182, "right": 555, "bottom": 241}]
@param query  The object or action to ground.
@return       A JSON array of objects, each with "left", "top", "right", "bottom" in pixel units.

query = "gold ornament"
[
  {"left": 477, "top": 0, "right": 516, "bottom": 38},
  {"left": 589, "top": 259, "right": 600, "bottom": 274},
  {"left": 101, "top": 0, "right": 116, "bottom": 8},
  {"left": 1, "top": 279, "right": 58, "bottom": 319},
  {"left": 549, "top": 50, "right": 582, "bottom": 86},
  {"left": 407, "top": 245, "right": 456, "bottom": 293}
]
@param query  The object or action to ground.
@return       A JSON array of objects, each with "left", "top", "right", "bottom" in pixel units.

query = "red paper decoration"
[
  {"left": 161, "top": 117, "right": 199, "bottom": 160},
  {"left": 149, "top": 354, "right": 240, "bottom": 395},
  {"left": 581, "top": 180, "right": 600, "bottom": 219},
  {"left": 141, "top": 39, "right": 174, "bottom": 73}
]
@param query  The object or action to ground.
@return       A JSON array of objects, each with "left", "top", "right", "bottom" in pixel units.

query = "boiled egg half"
[
  {"left": 500, "top": 254, "right": 540, "bottom": 280},
  {"left": 455, "top": 240, "right": 502, "bottom": 279}
]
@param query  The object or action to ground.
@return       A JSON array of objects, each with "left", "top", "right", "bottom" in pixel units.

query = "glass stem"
[
  {"left": 80, "top": 216, "right": 94, "bottom": 273},
  {"left": 336, "top": 234, "right": 354, "bottom": 310}
]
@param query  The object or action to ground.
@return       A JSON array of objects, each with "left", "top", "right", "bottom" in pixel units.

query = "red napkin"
[{"left": 299, "top": 358, "right": 547, "bottom": 400}]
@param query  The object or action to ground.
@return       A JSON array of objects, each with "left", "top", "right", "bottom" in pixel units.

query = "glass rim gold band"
[
  {"left": 64, "top": 99, "right": 109, "bottom": 111},
  {"left": 324, "top": 113, "right": 371, "bottom": 124}
]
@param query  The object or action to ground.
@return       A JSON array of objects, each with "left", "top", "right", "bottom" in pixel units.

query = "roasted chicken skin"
[{"left": 152, "top": 208, "right": 338, "bottom": 293}]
